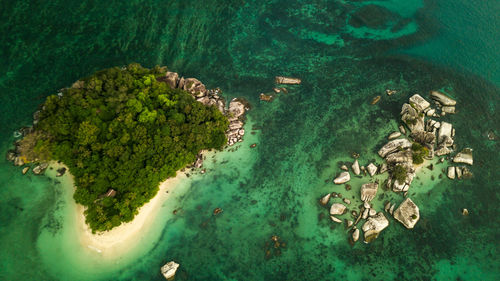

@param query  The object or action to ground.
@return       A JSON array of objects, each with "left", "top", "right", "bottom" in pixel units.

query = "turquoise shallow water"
[{"left": 1, "top": 0, "right": 499, "bottom": 280}]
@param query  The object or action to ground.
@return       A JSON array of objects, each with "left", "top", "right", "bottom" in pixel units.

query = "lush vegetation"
[
  {"left": 392, "top": 164, "right": 408, "bottom": 183},
  {"left": 411, "top": 142, "right": 429, "bottom": 164},
  {"left": 25, "top": 63, "right": 228, "bottom": 232}
]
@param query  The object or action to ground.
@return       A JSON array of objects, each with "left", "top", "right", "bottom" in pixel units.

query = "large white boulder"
[
  {"left": 161, "top": 261, "right": 180, "bottom": 280},
  {"left": 430, "top": 91, "right": 456, "bottom": 106},
  {"left": 330, "top": 203, "right": 346, "bottom": 216},
  {"left": 409, "top": 94, "right": 430, "bottom": 112},
  {"left": 393, "top": 198, "right": 420, "bottom": 229},
  {"left": 362, "top": 212, "right": 389, "bottom": 243},
  {"left": 360, "top": 182, "right": 378, "bottom": 202},
  {"left": 378, "top": 138, "right": 412, "bottom": 158},
  {"left": 453, "top": 148, "right": 473, "bottom": 165},
  {"left": 334, "top": 172, "right": 350, "bottom": 184},
  {"left": 438, "top": 122, "right": 453, "bottom": 147},
  {"left": 367, "top": 163, "right": 377, "bottom": 177}
]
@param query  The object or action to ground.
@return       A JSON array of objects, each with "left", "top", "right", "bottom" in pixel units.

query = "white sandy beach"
[{"left": 49, "top": 162, "right": 186, "bottom": 258}]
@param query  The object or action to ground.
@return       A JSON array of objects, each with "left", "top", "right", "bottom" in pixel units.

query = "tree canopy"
[{"left": 28, "top": 63, "right": 228, "bottom": 232}]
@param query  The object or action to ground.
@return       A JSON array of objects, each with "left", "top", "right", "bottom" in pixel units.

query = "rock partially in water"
[
  {"left": 453, "top": 148, "right": 473, "bottom": 165},
  {"left": 393, "top": 198, "right": 420, "bottom": 229},
  {"left": 430, "top": 91, "right": 457, "bottom": 106},
  {"left": 362, "top": 212, "right": 389, "bottom": 243},
  {"left": 330, "top": 203, "right": 346, "bottom": 216},
  {"left": 447, "top": 166, "right": 456, "bottom": 179},
  {"left": 319, "top": 193, "right": 331, "bottom": 206},
  {"left": 361, "top": 182, "right": 379, "bottom": 202},
  {"left": 334, "top": 172, "right": 350, "bottom": 184},
  {"left": 161, "top": 261, "right": 179, "bottom": 280},
  {"left": 378, "top": 138, "right": 412, "bottom": 158},
  {"left": 32, "top": 163, "right": 48, "bottom": 175},
  {"left": 388, "top": 131, "right": 401, "bottom": 140},
  {"left": 352, "top": 228, "right": 360, "bottom": 242},
  {"left": 351, "top": 159, "right": 361, "bottom": 175}
]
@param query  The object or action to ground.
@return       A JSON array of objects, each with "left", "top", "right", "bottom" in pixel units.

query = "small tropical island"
[{"left": 6, "top": 63, "right": 248, "bottom": 233}]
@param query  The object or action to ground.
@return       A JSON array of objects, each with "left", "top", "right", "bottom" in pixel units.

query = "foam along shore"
[{"left": 46, "top": 161, "right": 186, "bottom": 257}]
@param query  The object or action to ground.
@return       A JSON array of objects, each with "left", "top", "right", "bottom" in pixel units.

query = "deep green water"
[{"left": 1, "top": 0, "right": 499, "bottom": 280}]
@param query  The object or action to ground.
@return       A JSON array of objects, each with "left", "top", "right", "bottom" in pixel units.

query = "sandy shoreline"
[{"left": 49, "top": 162, "right": 186, "bottom": 258}]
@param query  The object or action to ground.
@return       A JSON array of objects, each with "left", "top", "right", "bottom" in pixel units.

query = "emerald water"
[{"left": 1, "top": 0, "right": 499, "bottom": 280}]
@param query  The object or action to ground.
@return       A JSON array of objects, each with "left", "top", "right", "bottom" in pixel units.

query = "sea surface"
[{"left": 1, "top": 0, "right": 499, "bottom": 280}]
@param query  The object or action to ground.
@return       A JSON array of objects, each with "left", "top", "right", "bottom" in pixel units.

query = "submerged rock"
[
  {"left": 393, "top": 198, "right": 420, "bottom": 229},
  {"left": 161, "top": 261, "right": 180, "bottom": 280},
  {"left": 453, "top": 148, "right": 473, "bottom": 165},
  {"left": 334, "top": 172, "right": 350, "bottom": 184},
  {"left": 362, "top": 212, "right": 389, "bottom": 243}
]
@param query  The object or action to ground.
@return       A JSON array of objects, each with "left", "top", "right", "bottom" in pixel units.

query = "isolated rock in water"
[
  {"left": 340, "top": 165, "right": 349, "bottom": 171},
  {"left": 409, "top": 94, "right": 431, "bottom": 112},
  {"left": 393, "top": 198, "right": 420, "bottom": 229},
  {"left": 384, "top": 202, "right": 391, "bottom": 212},
  {"left": 430, "top": 91, "right": 456, "bottom": 106},
  {"left": 352, "top": 228, "right": 360, "bottom": 242},
  {"left": 319, "top": 193, "right": 331, "bottom": 206},
  {"left": 275, "top": 76, "right": 301, "bottom": 84},
  {"left": 388, "top": 131, "right": 401, "bottom": 140},
  {"left": 22, "top": 167, "right": 29, "bottom": 175},
  {"left": 453, "top": 148, "right": 473, "bottom": 165},
  {"left": 330, "top": 203, "right": 346, "bottom": 216},
  {"left": 367, "top": 163, "right": 377, "bottom": 176},
  {"left": 227, "top": 99, "right": 246, "bottom": 121},
  {"left": 161, "top": 261, "right": 180, "bottom": 280},
  {"left": 334, "top": 172, "right": 350, "bottom": 184},
  {"left": 330, "top": 216, "right": 342, "bottom": 223},
  {"left": 343, "top": 198, "right": 351, "bottom": 205},
  {"left": 447, "top": 166, "right": 456, "bottom": 179},
  {"left": 351, "top": 159, "right": 361, "bottom": 175},
  {"left": 360, "top": 182, "right": 379, "bottom": 202},
  {"left": 362, "top": 212, "right": 389, "bottom": 243},
  {"left": 389, "top": 204, "right": 395, "bottom": 215},
  {"left": 438, "top": 122, "right": 453, "bottom": 147},
  {"left": 346, "top": 220, "right": 353, "bottom": 228},
  {"left": 378, "top": 138, "right": 412, "bottom": 158},
  {"left": 362, "top": 208, "right": 369, "bottom": 219},
  {"left": 259, "top": 93, "right": 273, "bottom": 101}
]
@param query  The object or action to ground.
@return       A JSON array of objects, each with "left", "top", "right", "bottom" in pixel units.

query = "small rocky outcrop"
[
  {"left": 393, "top": 198, "right": 420, "bottom": 229},
  {"left": 275, "top": 76, "right": 301, "bottom": 85},
  {"left": 333, "top": 172, "right": 350, "bottom": 184},
  {"left": 161, "top": 261, "right": 180, "bottom": 280},
  {"left": 453, "top": 148, "right": 473, "bottom": 165},
  {"left": 409, "top": 94, "right": 431, "bottom": 112},
  {"left": 360, "top": 182, "right": 378, "bottom": 202},
  {"left": 362, "top": 212, "right": 389, "bottom": 243}
]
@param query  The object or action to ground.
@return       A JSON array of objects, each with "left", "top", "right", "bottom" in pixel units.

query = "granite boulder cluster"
[{"left": 319, "top": 90, "right": 473, "bottom": 244}]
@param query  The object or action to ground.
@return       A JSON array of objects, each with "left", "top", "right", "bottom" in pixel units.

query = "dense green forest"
[{"left": 23, "top": 63, "right": 229, "bottom": 232}]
